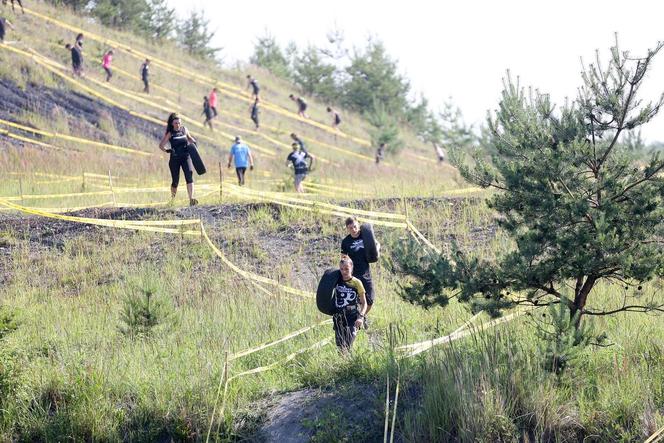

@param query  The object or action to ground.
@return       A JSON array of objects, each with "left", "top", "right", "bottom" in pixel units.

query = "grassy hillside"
[{"left": 0, "top": 2, "right": 662, "bottom": 442}]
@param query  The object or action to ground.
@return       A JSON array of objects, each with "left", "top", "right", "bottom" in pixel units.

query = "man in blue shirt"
[
  {"left": 286, "top": 142, "right": 314, "bottom": 193},
  {"left": 227, "top": 136, "right": 254, "bottom": 186}
]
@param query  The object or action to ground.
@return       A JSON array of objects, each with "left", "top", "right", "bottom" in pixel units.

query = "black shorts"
[
  {"left": 333, "top": 308, "right": 360, "bottom": 351},
  {"left": 357, "top": 274, "right": 374, "bottom": 306},
  {"left": 169, "top": 154, "right": 194, "bottom": 188},
  {"left": 211, "top": 106, "right": 218, "bottom": 117}
]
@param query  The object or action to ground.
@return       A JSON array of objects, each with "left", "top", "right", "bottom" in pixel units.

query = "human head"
[
  {"left": 65, "top": 43, "right": 72, "bottom": 49},
  {"left": 291, "top": 142, "right": 299, "bottom": 151},
  {"left": 380, "top": 143, "right": 386, "bottom": 148},
  {"left": 145, "top": 58, "right": 150, "bottom": 64},
  {"left": 327, "top": 107, "right": 332, "bottom": 112},
  {"left": 345, "top": 216, "right": 360, "bottom": 237},
  {"left": 290, "top": 133, "right": 298, "bottom": 140},
  {"left": 76, "top": 33, "right": 84, "bottom": 41},
  {"left": 108, "top": 49, "right": 114, "bottom": 55},
  {"left": 289, "top": 94, "right": 295, "bottom": 100},
  {"left": 213, "top": 87, "right": 218, "bottom": 92},
  {"left": 246, "top": 74, "right": 251, "bottom": 79},
  {"left": 166, "top": 113, "right": 181, "bottom": 133},
  {"left": 204, "top": 96, "right": 208, "bottom": 102},
  {"left": 339, "top": 256, "right": 354, "bottom": 279},
  {"left": 235, "top": 136, "right": 241, "bottom": 143}
]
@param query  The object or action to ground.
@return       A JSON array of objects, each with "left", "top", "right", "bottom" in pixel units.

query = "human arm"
[
  {"left": 355, "top": 281, "right": 367, "bottom": 329},
  {"left": 6, "top": 20, "right": 14, "bottom": 29},
  {"left": 227, "top": 150, "right": 233, "bottom": 169},
  {"left": 184, "top": 128, "right": 196, "bottom": 144},
  {"left": 249, "top": 150, "right": 255, "bottom": 170},
  {"left": 158, "top": 131, "right": 170, "bottom": 152}
]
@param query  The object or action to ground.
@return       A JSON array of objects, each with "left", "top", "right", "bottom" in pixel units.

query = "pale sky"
[{"left": 168, "top": 0, "right": 664, "bottom": 142}]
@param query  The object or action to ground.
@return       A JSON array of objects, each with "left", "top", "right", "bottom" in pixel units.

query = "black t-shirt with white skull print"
[{"left": 341, "top": 234, "right": 370, "bottom": 279}]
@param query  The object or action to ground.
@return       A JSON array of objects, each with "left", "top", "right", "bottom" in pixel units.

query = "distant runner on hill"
[
  {"left": 327, "top": 106, "right": 341, "bottom": 129},
  {"left": 208, "top": 88, "right": 218, "bottom": 118},
  {"left": 375, "top": 143, "right": 386, "bottom": 165},
  {"left": 2, "top": 0, "right": 24, "bottom": 14},
  {"left": 65, "top": 42, "right": 83, "bottom": 77},
  {"left": 102, "top": 49, "right": 114, "bottom": 82},
  {"left": 331, "top": 256, "right": 367, "bottom": 353},
  {"left": 341, "top": 216, "right": 379, "bottom": 327},
  {"left": 246, "top": 75, "right": 260, "bottom": 99},
  {"left": 434, "top": 142, "right": 445, "bottom": 163},
  {"left": 289, "top": 94, "right": 308, "bottom": 118},
  {"left": 140, "top": 59, "right": 150, "bottom": 93},
  {"left": 286, "top": 141, "right": 313, "bottom": 193},
  {"left": 250, "top": 97, "right": 260, "bottom": 130},
  {"left": 228, "top": 136, "right": 254, "bottom": 186},
  {"left": 158, "top": 113, "right": 198, "bottom": 206},
  {"left": 0, "top": 16, "right": 13, "bottom": 43},
  {"left": 202, "top": 96, "right": 214, "bottom": 131},
  {"left": 290, "top": 132, "right": 305, "bottom": 151}
]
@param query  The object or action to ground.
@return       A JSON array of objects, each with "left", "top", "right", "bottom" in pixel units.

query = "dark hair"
[
  {"left": 76, "top": 33, "right": 84, "bottom": 40},
  {"left": 65, "top": 43, "right": 71, "bottom": 49},
  {"left": 345, "top": 216, "right": 358, "bottom": 227},
  {"left": 327, "top": 107, "right": 332, "bottom": 112},
  {"left": 289, "top": 94, "right": 295, "bottom": 99},
  {"left": 340, "top": 256, "right": 354, "bottom": 268},
  {"left": 290, "top": 133, "right": 298, "bottom": 139},
  {"left": 166, "top": 113, "right": 180, "bottom": 133},
  {"left": 246, "top": 74, "right": 251, "bottom": 79}
]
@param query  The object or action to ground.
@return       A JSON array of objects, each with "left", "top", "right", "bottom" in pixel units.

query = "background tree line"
[{"left": 46, "top": 0, "right": 221, "bottom": 59}]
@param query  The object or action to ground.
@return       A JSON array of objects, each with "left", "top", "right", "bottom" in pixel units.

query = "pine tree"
[
  {"left": 341, "top": 39, "right": 410, "bottom": 117},
  {"left": 143, "top": 0, "right": 176, "bottom": 40},
  {"left": 92, "top": 0, "right": 150, "bottom": 31},
  {"left": 249, "top": 32, "right": 292, "bottom": 79},
  {"left": 178, "top": 10, "right": 221, "bottom": 60},
  {"left": 392, "top": 39, "right": 664, "bottom": 328},
  {"left": 292, "top": 46, "right": 338, "bottom": 100}
]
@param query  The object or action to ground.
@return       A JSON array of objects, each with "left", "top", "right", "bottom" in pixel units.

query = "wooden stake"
[
  {"left": 18, "top": 178, "right": 24, "bottom": 206},
  {"left": 108, "top": 169, "right": 116, "bottom": 207},
  {"left": 219, "top": 161, "right": 223, "bottom": 204}
]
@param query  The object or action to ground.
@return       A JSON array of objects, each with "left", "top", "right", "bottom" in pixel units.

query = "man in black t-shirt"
[
  {"left": 65, "top": 43, "right": 83, "bottom": 76},
  {"left": 286, "top": 142, "right": 313, "bottom": 193},
  {"left": 341, "top": 216, "right": 379, "bottom": 326}
]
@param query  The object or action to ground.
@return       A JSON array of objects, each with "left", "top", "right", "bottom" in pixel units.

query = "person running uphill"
[
  {"left": 228, "top": 136, "right": 254, "bottom": 186},
  {"left": 202, "top": 96, "right": 214, "bottom": 131},
  {"left": 341, "top": 216, "right": 379, "bottom": 324},
  {"left": 65, "top": 42, "right": 83, "bottom": 77},
  {"left": 375, "top": 142, "right": 386, "bottom": 165},
  {"left": 102, "top": 49, "right": 113, "bottom": 82},
  {"left": 250, "top": 97, "right": 260, "bottom": 130},
  {"left": 327, "top": 107, "right": 341, "bottom": 129},
  {"left": 140, "top": 59, "right": 150, "bottom": 93},
  {"left": 158, "top": 113, "right": 198, "bottom": 206},
  {"left": 246, "top": 75, "right": 260, "bottom": 99},
  {"left": 0, "top": 16, "right": 13, "bottom": 43},
  {"left": 286, "top": 141, "right": 313, "bottom": 193},
  {"left": 332, "top": 257, "right": 367, "bottom": 353},
  {"left": 2, "top": 0, "right": 23, "bottom": 14},
  {"left": 208, "top": 88, "right": 218, "bottom": 118},
  {"left": 289, "top": 94, "right": 308, "bottom": 118}
]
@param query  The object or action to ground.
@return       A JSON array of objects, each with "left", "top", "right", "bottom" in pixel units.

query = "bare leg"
[
  {"left": 171, "top": 186, "right": 177, "bottom": 198},
  {"left": 186, "top": 183, "right": 194, "bottom": 200}
]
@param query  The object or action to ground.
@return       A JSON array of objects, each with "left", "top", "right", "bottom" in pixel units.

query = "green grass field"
[{"left": 0, "top": 2, "right": 663, "bottom": 442}]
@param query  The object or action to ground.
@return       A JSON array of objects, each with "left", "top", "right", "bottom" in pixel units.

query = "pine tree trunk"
[{"left": 571, "top": 275, "right": 597, "bottom": 328}]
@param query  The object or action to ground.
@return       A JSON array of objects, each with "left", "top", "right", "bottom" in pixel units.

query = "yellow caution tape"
[
  {"left": 0, "top": 199, "right": 202, "bottom": 235},
  {"left": 397, "top": 310, "right": 529, "bottom": 358},
  {"left": 0, "top": 127, "right": 65, "bottom": 152},
  {"left": 406, "top": 221, "right": 442, "bottom": 254},
  {"left": 229, "top": 319, "right": 332, "bottom": 361},
  {"left": 645, "top": 425, "right": 664, "bottom": 443},
  {"left": 0, "top": 118, "right": 152, "bottom": 156},
  {"left": 22, "top": 7, "right": 374, "bottom": 148},
  {"left": 200, "top": 224, "right": 314, "bottom": 298},
  {"left": 228, "top": 337, "right": 332, "bottom": 382}
]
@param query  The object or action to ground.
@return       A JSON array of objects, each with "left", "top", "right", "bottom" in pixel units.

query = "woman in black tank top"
[{"left": 159, "top": 113, "right": 198, "bottom": 206}]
